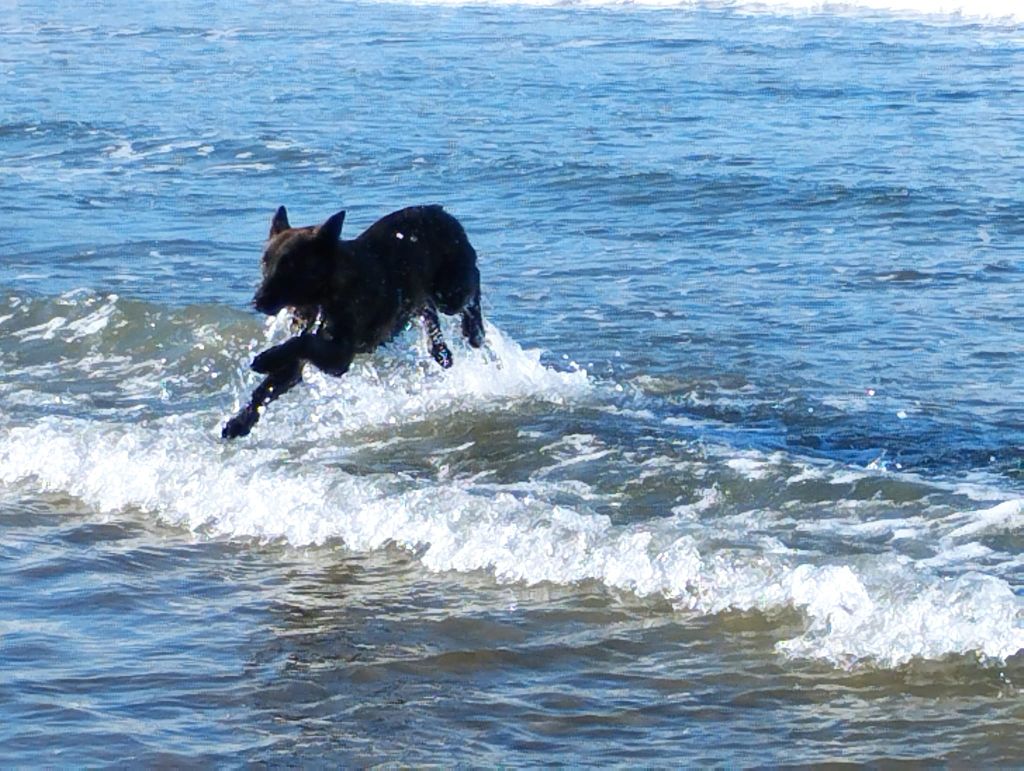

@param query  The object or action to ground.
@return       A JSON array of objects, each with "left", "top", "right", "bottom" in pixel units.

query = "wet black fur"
[{"left": 222, "top": 205, "right": 485, "bottom": 439}]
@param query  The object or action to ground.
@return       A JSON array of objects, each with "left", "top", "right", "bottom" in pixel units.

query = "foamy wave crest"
[
  {"left": 381, "top": 0, "right": 1022, "bottom": 23},
  {"left": 722, "top": 0, "right": 1022, "bottom": 22},
  {"left": 224, "top": 320, "right": 591, "bottom": 439},
  {"left": 1, "top": 411, "right": 1020, "bottom": 669}
]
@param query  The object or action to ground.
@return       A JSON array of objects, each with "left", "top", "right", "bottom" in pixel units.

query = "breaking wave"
[{"left": 0, "top": 292, "right": 1021, "bottom": 670}]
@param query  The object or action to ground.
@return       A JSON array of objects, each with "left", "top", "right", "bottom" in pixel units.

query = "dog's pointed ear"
[
  {"left": 317, "top": 210, "right": 345, "bottom": 244},
  {"left": 269, "top": 206, "right": 290, "bottom": 237}
]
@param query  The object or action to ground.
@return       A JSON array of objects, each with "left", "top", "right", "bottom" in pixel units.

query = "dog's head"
[{"left": 253, "top": 206, "right": 346, "bottom": 316}]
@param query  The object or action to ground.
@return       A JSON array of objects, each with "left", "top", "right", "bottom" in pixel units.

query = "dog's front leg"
[
  {"left": 301, "top": 334, "right": 355, "bottom": 377},
  {"left": 222, "top": 360, "right": 303, "bottom": 439},
  {"left": 222, "top": 334, "right": 354, "bottom": 439},
  {"left": 251, "top": 335, "right": 306, "bottom": 375},
  {"left": 252, "top": 333, "right": 354, "bottom": 378}
]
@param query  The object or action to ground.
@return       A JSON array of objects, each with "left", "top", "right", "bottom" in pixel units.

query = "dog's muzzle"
[{"left": 252, "top": 291, "right": 284, "bottom": 316}]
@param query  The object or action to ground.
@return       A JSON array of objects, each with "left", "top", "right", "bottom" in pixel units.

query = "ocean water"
[{"left": 2, "top": 0, "right": 1023, "bottom": 764}]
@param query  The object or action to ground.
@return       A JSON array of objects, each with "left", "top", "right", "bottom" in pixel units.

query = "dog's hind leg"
[
  {"left": 222, "top": 360, "right": 303, "bottom": 439},
  {"left": 460, "top": 287, "right": 485, "bottom": 349},
  {"left": 421, "top": 306, "right": 453, "bottom": 369}
]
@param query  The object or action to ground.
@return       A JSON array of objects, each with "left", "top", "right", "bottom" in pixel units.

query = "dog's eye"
[{"left": 275, "top": 255, "right": 299, "bottom": 273}]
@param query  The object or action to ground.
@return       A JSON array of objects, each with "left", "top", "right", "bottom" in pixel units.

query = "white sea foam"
[
  {"left": 1, "top": 407, "right": 1021, "bottom": 669},
  {"left": 375, "top": 0, "right": 1022, "bottom": 23},
  {"left": 208, "top": 162, "right": 276, "bottom": 174},
  {"left": 62, "top": 297, "right": 118, "bottom": 341},
  {"left": 13, "top": 316, "right": 67, "bottom": 342},
  {"left": 941, "top": 499, "right": 1024, "bottom": 541},
  {"left": 724, "top": 453, "right": 780, "bottom": 480},
  {"left": 1, "top": 310, "right": 1020, "bottom": 670},
  {"left": 229, "top": 322, "right": 592, "bottom": 442},
  {"left": 741, "top": 0, "right": 1022, "bottom": 21}
]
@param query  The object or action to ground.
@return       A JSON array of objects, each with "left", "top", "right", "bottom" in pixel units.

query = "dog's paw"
[{"left": 222, "top": 407, "right": 257, "bottom": 439}]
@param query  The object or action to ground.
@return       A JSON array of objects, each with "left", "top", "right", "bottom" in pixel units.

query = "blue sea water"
[{"left": 1, "top": 0, "right": 1023, "bottom": 764}]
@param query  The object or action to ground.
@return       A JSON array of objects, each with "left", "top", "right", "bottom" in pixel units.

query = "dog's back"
[
  {"left": 354, "top": 205, "right": 477, "bottom": 297},
  {"left": 349, "top": 205, "right": 483, "bottom": 344}
]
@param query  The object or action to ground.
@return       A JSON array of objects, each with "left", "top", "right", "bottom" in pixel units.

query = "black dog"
[{"left": 222, "top": 205, "right": 485, "bottom": 439}]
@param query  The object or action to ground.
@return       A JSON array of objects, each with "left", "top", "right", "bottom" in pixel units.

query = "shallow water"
[{"left": 2, "top": 0, "right": 1023, "bottom": 764}]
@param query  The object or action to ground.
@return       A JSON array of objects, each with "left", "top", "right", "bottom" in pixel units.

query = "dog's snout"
[{"left": 252, "top": 288, "right": 280, "bottom": 316}]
